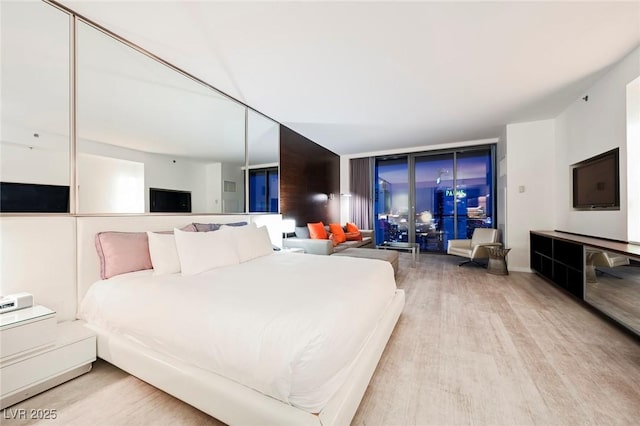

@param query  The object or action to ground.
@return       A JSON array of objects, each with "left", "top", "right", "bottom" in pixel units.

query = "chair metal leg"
[{"left": 474, "top": 260, "right": 488, "bottom": 269}]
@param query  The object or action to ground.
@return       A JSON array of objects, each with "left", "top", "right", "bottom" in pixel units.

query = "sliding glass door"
[
  {"left": 415, "top": 153, "right": 455, "bottom": 252},
  {"left": 374, "top": 157, "right": 409, "bottom": 245},
  {"left": 455, "top": 150, "right": 494, "bottom": 239},
  {"left": 375, "top": 146, "right": 495, "bottom": 252}
]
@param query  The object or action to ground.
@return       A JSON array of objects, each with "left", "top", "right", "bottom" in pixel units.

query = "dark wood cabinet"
[
  {"left": 530, "top": 231, "right": 583, "bottom": 298},
  {"left": 531, "top": 230, "right": 640, "bottom": 337}
]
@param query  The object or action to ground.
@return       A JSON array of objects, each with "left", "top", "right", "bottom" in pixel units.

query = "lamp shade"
[{"left": 282, "top": 219, "right": 296, "bottom": 234}]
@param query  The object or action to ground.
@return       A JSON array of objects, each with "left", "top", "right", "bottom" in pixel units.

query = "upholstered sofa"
[{"left": 283, "top": 227, "right": 374, "bottom": 255}]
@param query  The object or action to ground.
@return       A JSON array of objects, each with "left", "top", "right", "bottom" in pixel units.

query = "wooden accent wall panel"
[{"left": 280, "top": 125, "right": 340, "bottom": 226}]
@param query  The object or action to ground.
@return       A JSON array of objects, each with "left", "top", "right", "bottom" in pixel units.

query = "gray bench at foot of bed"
[{"left": 332, "top": 248, "right": 399, "bottom": 276}]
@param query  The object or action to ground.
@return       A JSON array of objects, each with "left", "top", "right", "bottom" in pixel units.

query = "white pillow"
[
  {"left": 220, "top": 223, "right": 274, "bottom": 263},
  {"left": 174, "top": 228, "right": 240, "bottom": 275},
  {"left": 146, "top": 232, "right": 181, "bottom": 275}
]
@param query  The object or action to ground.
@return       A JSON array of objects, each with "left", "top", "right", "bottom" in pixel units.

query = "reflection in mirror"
[
  {"left": 0, "top": 1, "right": 70, "bottom": 212},
  {"left": 247, "top": 110, "right": 280, "bottom": 212},
  {"left": 584, "top": 247, "right": 640, "bottom": 334},
  {"left": 76, "top": 21, "right": 246, "bottom": 214}
]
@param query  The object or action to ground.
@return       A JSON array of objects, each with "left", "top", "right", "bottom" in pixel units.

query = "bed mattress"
[{"left": 79, "top": 252, "right": 397, "bottom": 413}]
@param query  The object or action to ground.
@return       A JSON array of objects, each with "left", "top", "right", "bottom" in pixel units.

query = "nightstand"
[{"left": 0, "top": 306, "right": 96, "bottom": 409}]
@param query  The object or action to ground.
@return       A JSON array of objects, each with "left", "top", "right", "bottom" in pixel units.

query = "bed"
[{"left": 76, "top": 215, "right": 404, "bottom": 425}]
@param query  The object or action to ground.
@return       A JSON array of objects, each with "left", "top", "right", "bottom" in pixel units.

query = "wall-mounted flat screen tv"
[
  {"left": 572, "top": 148, "right": 620, "bottom": 210},
  {"left": 150, "top": 188, "right": 191, "bottom": 213},
  {"left": 0, "top": 182, "right": 70, "bottom": 213}
]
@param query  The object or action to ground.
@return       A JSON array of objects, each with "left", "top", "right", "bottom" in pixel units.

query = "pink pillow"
[{"left": 95, "top": 232, "right": 153, "bottom": 279}]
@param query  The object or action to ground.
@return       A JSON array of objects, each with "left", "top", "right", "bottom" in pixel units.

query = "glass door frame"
[{"left": 374, "top": 144, "right": 497, "bottom": 249}]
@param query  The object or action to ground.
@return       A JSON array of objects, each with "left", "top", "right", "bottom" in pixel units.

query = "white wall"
[
  {"left": 221, "top": 162, "right": 245, "bottom": 213},
  {"left": 554, "top": 46, "right": 640, "bottom": 242},
  {"left": 504, "top": 119, "right": 557, "bottom": 271},
  {"left": 0, "top": 143, "right": 68, "bottom": 185},
  {"left": 78, "top": 153, "right": 145, "bottom": 213},
  {"left": 626, "top": 76, "right": 640, "bottom": 243},
  {"left": 0, "top": 217, "right": 77, "bottom": 321},
  {"left": 79, "top": 139, "right": 218, "bottom": 213},
  {"left": 205, "top": 162, "right": 223, "bottom": 213}
]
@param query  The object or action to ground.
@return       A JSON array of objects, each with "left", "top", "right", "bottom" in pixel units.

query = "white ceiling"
[{"left": 60, "top": 0, "right": 640, "bottom": 155}]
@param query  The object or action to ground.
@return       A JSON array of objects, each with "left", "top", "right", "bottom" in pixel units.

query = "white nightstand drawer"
[
  {"left": 1, "top": 321, "right": 97, "bottom": 409},
  {"left": 0, "top": 306, "right": 56, "bottom": 359},
  {"left": 1, "top": 334, "right": 95, "bottom": 396}
]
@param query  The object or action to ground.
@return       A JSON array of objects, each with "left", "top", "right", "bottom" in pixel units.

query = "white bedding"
[{"left": 79, "top": 252, "right": 397, "bottom": 413}]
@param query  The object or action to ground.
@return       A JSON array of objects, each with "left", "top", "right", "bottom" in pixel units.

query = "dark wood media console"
[
  {"left": 530, "top": 230, "right": 640, "bottom": 336},
  {"left": 530, "top": 232, "right": 584, "bottom": 298}
]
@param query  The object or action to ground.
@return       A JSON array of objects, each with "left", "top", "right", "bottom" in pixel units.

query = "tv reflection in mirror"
[
  {"left": 572, "top": 148, "right": 620, "bottom": 210},
  {"left": 0, "top": 182, "right": 70, "bottom": 213},
  {"left": 150, "top": 188, "right": 191, "bottom": 213}
]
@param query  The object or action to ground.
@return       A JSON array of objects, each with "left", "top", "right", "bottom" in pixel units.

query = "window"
[
  {"left": 249, "top": 168, "right": 279, "bottom": 212},
  {"left": 374, "top": 145, "right": 496, "bottom": 252}
]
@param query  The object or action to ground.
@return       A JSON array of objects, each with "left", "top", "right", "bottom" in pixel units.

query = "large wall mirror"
[
  {"left": 247, "top": 110, "right": 280, "bottom": 212},
  {"left": 1, "top": 3, "right": 280, "bottom": 215},
  {"left": 0, "top": 1, "right": 71, "bottom": 212},
  {"left": 76, "top": 21, "right": 246, "bottom": 214}
]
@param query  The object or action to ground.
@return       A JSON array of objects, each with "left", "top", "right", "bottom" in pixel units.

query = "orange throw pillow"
[
  {"left": 329, "top": 233, "right": 339, "bottom": 247},
  {"left": 308, "top": 222, "right": 328, "bottom": 239},
  {"left": 345, "top": 231, "right": 363, "bottom": 241},
  {"left": 329, "top": 223, "right": 347, "bottom": 244},
  {"left": 346, "top": 222, "right": 360, "bottom": 233}
]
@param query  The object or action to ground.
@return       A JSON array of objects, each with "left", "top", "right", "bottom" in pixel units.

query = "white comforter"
[{"left": 79, "top": 252, "right": 397, "bottom": 412}]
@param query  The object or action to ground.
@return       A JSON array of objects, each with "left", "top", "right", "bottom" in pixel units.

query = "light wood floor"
[{"left": 3, "top": 254, "right": 640, "bottom": 425}]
